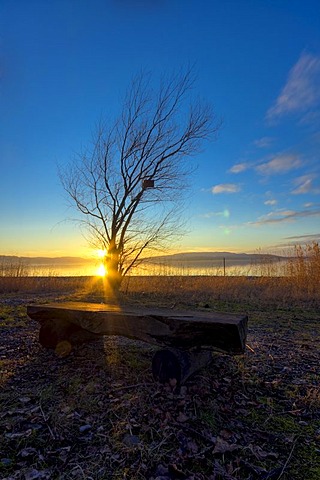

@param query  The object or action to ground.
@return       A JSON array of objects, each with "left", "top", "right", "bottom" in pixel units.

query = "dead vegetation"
[{"left": 0, "top": 275, "right": 319, "bottom": 479}]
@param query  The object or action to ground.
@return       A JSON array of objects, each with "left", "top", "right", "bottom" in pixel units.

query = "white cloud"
[
  {"left": 248, "top": 208, "right": 320, "bottom": 226},
  {"left": 266, "top": 52, "right": 320, "bottom": 120},
  {"left": 211, "top": 183, "right": 241, "bottom": 194},
  {"left": 291, "top": 175, "right": 313, "bottom": 194},
  {"left": 201, "top": 212, "right": 215, "bottom": 218},
  {"left": 201, "top": 209, "right": 230, "bottom": 219},
  {"left": 264, "top": 199, "right": 277, "bottom": 206},
  {"left": 228, "top": 162, "right": 250, "bottom": 174},
  {"left": 253, "top": 137, "right": 274, "bottom": 148},
  {"left": 291, "top": 174, "right": 320, "bottom": 194},
  {"left": 256, "top": 154, "right": 301, "bottom": 175}
]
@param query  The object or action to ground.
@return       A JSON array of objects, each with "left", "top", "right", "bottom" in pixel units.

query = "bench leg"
[
  {"left": 39, "top": 319, "right": 101, "bottom": 352},
  {"left": 39, "top": 319, "right": 71, "bottom": 348},
  {"left": 152, "top": 348, "right": 213, "bottom": 386}
]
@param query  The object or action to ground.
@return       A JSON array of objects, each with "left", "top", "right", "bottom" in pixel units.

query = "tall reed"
[
  {"left": 0, "top": 257, "right": 29, "bottom": 277},
  {"left": 284, "top": 242, "right": 320, "bottom": 297}
]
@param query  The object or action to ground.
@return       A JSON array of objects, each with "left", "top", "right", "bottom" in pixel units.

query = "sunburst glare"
[{"left": 97, "top": 263, "right": 107, "bottom": 277}]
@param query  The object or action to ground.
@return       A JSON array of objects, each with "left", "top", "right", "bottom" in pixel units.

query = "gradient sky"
[{"left": 1, "top": 0, "right": 320, "bottom": 258}]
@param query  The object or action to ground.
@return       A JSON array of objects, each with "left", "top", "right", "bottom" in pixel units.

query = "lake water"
[
  {"left": 0, "top": 253, "right": 292, "bottom": 277},
  {"left": 21, "top": 258, "right": 289, "bottom": 277},
  {"left": 27, "top": 262, "right": 99, "bottom": 277}
]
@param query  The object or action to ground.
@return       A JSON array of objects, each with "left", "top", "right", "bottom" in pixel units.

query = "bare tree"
[{"left": 60, "top": 70, "right": 219, "bottom": 290}]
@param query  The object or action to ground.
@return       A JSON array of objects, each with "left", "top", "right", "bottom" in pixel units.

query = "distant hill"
[
  {"left": 141, "top": 251, "right": 288, "bottom": 267},
  {"left": 0, "top": 256, "right": 93, "bottom": 265},
  {"left": 0, "top": 252, "right": 288, "bottom": 267}
]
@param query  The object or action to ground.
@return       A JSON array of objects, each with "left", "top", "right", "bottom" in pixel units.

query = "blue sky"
[{"left": 1, "top": 0, "right": 320, "bottom": 257}]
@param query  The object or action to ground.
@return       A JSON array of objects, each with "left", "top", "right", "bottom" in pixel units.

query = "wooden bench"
[{"left": 27, "top": 302, "right": 248, "bottom": 385}]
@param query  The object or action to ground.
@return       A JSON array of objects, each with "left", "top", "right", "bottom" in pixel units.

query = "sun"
[
  {"left": 97, "top": 249, "right": 106, "bottom": 258},
  {"left": 96, "top": 264, "right": 107, "bottom": 277}
]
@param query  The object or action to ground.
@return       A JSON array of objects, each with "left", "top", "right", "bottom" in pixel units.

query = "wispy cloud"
[
  {"left": 298, "top": 110, "right": 320, "bottom": 125},
  {"left": 284, "top": 233, "right": 320, "bottom": 243},
  {"left": 228, "top": 162, "right": 250, "bottom": 174},
  {"left": 272, "top": 233, "right": 320, "bottom": 249},
  {"left": 256, "top": 154, "right": 302, "bottom": 175},
  {"left": 291, "top": 174, "right": 320, "bottom": 194},
  {"left": 248, "top": 208, "right": 320, "bottom": 226},
  {"left": 211, "top": 183, "right": 241, "bottom": 194},
  {"left": 264, "top": 199, "right": 277, "bottom": 206},
  {"left": 266, "top": 52, "right": 320, "bottom": 120},
  {"left": 253, "top": 137, "right": 274, "bottom": 148},
  {"left": 291, "top": 175, "right": 314, "bottom": 194},
  {"left": 201, "top": 209, "right": 230, "bottom": 219},
  {"left": 304, "top": 202, "right": 316, "bottom": 207}
]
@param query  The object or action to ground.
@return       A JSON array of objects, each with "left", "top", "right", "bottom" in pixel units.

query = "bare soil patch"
[{"left": 0, "top": 277, "right": 319, "bottom": 479}]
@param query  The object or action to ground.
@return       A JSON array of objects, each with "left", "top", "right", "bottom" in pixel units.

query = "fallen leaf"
[
  {"left": 19, "top": 447, "right": 38, "bottom": 458},
  {"left": 213, "top": 437, "right": 238, "bottom": 454},
  {"left": 249, "top": 444, "right": 278, "bottom": 460},
  {"left": 19, "top": 396, "right": 31, "bottom": 404},
  {"left": 177, "top": 412, "right": 189, "bottom": 423},
  {"left": 187, "top": 440, "right": 199, "bottom": 454},
  {"left": 79, "top": 424, "right": 92, "bottom": 433},
  {"left": 24, "top": 469, "right": 42, "bottom": 480},
  {"left": 219, "top": 429, "right": 234, "bottom": 441},
  {"left": 123, "top": 434, "right": 141, "bottom": 447}
]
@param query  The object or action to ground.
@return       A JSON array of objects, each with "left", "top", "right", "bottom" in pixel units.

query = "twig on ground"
[
  {"left": 246, "top": 343, "right": 255, "bottom": 353},
  {"left": 276, "top": 435, "right": 299, "bottom": 480},
  {"left": 39, "top": 402, "right": 56, "bottom": 440}
]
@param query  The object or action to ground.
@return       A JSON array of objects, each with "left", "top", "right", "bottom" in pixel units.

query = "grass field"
[{"left": 0, "top": 273, "right": 319, "bottom": 479}]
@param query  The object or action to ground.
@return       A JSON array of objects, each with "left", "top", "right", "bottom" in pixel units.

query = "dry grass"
[
  {"left": 0, "top": 276, "right": 87, "bottom": 295},
  {"left": 1, "top": 242, "right": 319, "bottom": 307},
  {"left": 3, "top": 273, "right": 318, "bottom": 309},
  {"left": 123, "top": 274, "right": 320, "bottom": 308}
]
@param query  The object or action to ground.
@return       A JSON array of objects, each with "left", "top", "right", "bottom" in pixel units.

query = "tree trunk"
[
  {"left": 106, "top": 243, "right": 123, "bottom": 292},
  {"left": 105, "top": 265, "right": 122, "bottom": 292}
]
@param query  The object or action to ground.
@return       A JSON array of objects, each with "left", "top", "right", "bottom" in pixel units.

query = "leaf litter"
[{"left": 0, "top": 292, "right": 319, "bottom": 479}]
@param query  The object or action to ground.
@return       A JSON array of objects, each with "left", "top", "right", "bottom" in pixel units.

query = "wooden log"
[
  {"left": 27, "top": 302, "right": 247, "bottom": 354},
  {"left": 152, "top": 348, "right": 213, "bottom": 385}
]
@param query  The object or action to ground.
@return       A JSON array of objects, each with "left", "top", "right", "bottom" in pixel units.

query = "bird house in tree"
[{"left": 142, "top": 179, "right": 155, "bottom": 189}]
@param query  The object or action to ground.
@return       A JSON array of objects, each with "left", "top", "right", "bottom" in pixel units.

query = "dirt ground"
[{"left": 0, "top": 284, "right": 319, "bottom": 480}]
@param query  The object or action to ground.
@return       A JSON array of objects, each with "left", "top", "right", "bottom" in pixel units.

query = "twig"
[
  {"left": 276, "top": 435, "right": 299, "bottom": 480},
  {"left": 263, "top": 409, "right": 301, "bottom": 425},
  {"left": 149, "top": 432, "right": 174, "bottom": 452},
  {"left": 39, "top": 403, "right": 56, "bottom": 440},
  {"left": 246, "top": 343, "right": 255, "bottom": 353}
]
